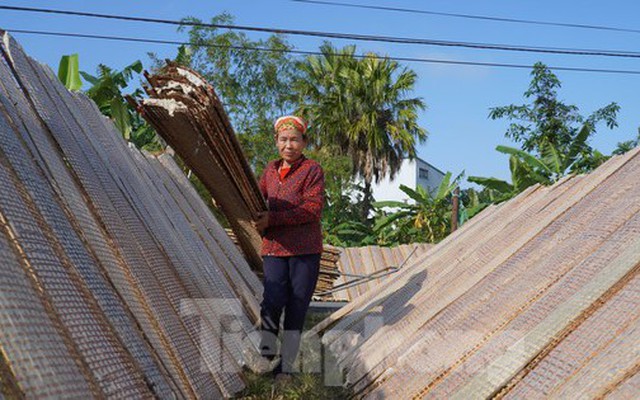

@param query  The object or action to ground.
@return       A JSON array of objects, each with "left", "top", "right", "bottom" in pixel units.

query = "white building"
[{"left": 371, "top": 157, "right": 446, "bottom": 203}]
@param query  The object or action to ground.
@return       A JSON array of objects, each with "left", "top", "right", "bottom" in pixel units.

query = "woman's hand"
[{"left": 254, "top": 211, "right": 269, "bottom": 233}]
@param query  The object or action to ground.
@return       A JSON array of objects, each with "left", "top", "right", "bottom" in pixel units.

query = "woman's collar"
[{"left": 276, "top": 154, "right": 306, "bottom": 169}]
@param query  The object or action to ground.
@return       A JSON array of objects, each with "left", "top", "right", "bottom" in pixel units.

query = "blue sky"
[{"left": 2, "top": 0, "right": 639, "bottom": 184}]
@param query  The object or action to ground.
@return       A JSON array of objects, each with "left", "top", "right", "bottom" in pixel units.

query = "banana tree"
[
  {"left": 372, "top": 171, "right": 462, "bottom": 244},
  {"left": 468, "top": 148, "right": 546, "bottom": 203},
  {"left": 460, "top": 187, "right": 492, "bottom": 221},
  {"left": 58, "top": 55, "right": 162, "bottom": 151},
  {"left": 58, "top": 54, "right": 82, "bottom": 91},
  {"left": 469, "top": 122, "right": 599, "bottom": 203},
  {"left": 79, "top": 61, "right": 142, "bottom": 140},
  {"left": 82, "top": 61, "right": 162, "bottom": 150}
]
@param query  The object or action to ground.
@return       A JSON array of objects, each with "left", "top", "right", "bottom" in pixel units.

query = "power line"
[
  {"left": 2, "top": 5, "right": 640, "bottom": 59},
  {"left": 293, "top": 0, "right": 640, "bottom": 35},
  {"left": 7, "top": 28, "right": 640, "bottom": 76}
]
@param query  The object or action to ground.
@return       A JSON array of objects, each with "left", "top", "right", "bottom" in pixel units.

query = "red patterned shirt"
[{"left": 259, "top": 155, "right": 325, "bottom": 256}]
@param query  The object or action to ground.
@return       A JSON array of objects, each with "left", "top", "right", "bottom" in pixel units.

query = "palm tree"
[{"left": 294, "top": 43, "right": 427, "bottom": 218}]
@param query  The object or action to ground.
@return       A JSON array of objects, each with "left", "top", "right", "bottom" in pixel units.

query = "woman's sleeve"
[{"left": 268, "top": 165, "right": 324, "bottom": 226}]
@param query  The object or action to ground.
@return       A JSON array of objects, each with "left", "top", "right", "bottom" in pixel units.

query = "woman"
[{"left": 254, "top": 115, "right": 325, "bottom": 380}]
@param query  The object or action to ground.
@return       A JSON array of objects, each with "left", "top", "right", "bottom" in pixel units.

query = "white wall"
[
  {"left": 370, "top": 159, "right": 416, "bottom": 203},
  {"left": 370, "top": 158, "right": 445, "bottom": 203},
  {"left": 416, "top": 158, "right": 446, "bottom": 195}
]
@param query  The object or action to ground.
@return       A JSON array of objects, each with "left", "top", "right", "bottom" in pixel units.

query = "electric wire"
[
  {"left": 2, "top": 5, "right": 640, "bottom": 59},
  {"left": 6, "top": 28, "right": 640, "bottom": 76},
  {"left": 292, "top": 0, "right": 640, "bottom": 35}
]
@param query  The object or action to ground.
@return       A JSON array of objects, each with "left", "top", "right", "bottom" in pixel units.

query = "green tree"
[
  {"left": 371, "top": 172, "right": 462, "bottom": 244},
  {"left": 459, "top": 187, "right": 493, "bottom": 219},
  {"left": 177, "top": 12, "right": 299, "bottom": 174},
  {"left": 472, "top": 62, "right": 621, "bottom": 204},
  {"left": 58, "top": 54, "right": 163, "bottom": 152},
  {"left": 469, "top": 123, "right": 610, "bottom": 202},
  {"left": 613, "top": 128, "right": 640, "bottom": 155},
  {"left": 468, "top": 150, "right": 543, "bottom": 203},
  {"left": 307, "top": 146, "right": 367, "bottom": 245},
  {"left": 81, "top": 61, "right": 163, "bottom": 151},
  {"left": 489, "top": 62, "right": 619, "bottom": 159},
  {"left": 294, "top": 43, "right": 428, "bottom": 219},
  {"left": 58, "top": 54, "right": 82, "bottom": 91}
]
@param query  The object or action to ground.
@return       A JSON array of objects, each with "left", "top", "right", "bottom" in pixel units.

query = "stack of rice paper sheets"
[
  {"left": 316, "top": 243, "right": 432, "bottom": 302},
  {"left": 314, "top": 245, "right": 343, "bottom": 299},
  {"left": 135, "top": 62, "right": 266, "bottom": 272}
]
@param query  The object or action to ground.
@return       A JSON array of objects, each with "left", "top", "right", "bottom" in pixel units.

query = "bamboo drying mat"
[
  {"left": 0, "top": 31, "right": 266, "bottom": 398},
  {"left": 319, "top": 146, "right": 640, "bottom": 398}
]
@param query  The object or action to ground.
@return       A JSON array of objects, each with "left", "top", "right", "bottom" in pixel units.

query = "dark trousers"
[{"left": 259, "top": 253, "right": 321, "bottom": 373}]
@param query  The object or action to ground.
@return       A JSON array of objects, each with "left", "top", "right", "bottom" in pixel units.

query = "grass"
[
  {"left": 234, "top": 309, "right": 350, "bottom": 400},
  {"left": 236, "top": 371, "right": 348, "bottom": 400}
]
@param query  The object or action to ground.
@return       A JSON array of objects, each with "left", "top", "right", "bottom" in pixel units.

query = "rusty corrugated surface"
[
  {"left": 0, "top": 31, "right": 262, "bottom": 398},
  {"left": 320, "top": 146, "right": 640, "bottom": 399}
]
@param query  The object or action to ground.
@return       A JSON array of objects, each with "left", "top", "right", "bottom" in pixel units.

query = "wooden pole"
[{"left": 451, "top": 187, "right": 460, "bottom": 232}]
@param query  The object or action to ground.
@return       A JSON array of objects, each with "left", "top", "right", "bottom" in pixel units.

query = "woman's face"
[{"left": 276, "top": 129, "right": 307, "bottom": 163}]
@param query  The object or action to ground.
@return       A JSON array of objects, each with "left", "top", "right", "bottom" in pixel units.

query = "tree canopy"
[
  {"left": 178, "top": 13, "right": 300, "bottom": 174},
  {"left": 471, "top": 62, "right": 623, "bottom": 205},
  {"left": 294, "top": 43, "right": 427, "bottom": 217},
  {"left": 489, "top": 62, "right": 619, "bottom": 160}
]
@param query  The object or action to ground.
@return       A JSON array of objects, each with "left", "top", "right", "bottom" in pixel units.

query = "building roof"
[{"left": 413, "top": 155, "right": 446, "bottom": 176}]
